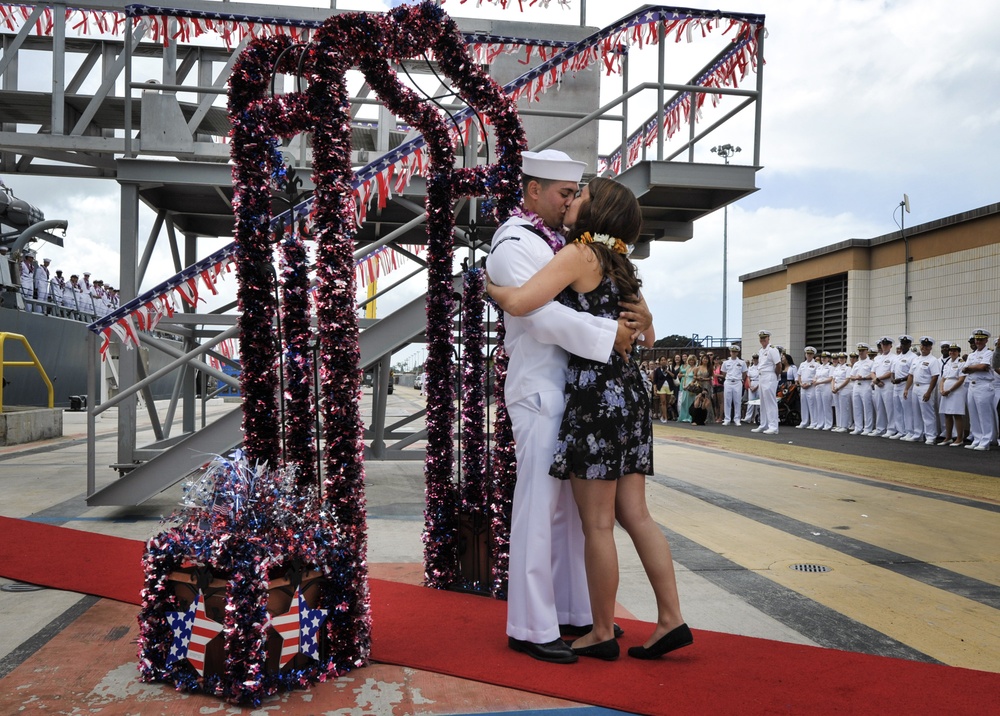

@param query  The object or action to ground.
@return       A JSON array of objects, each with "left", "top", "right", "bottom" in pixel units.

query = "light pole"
[{"left": 711, "top": 143, "right": 740, "bottom": 343}]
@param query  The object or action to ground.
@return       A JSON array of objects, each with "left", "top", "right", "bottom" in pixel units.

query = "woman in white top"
[{"left": 938, "top": 343, "right": 967, "bottom": 446}]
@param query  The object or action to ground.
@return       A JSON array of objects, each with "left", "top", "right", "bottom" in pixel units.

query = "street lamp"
[{"left": 711, "top": 143, "right": 741, "bottom": 343}]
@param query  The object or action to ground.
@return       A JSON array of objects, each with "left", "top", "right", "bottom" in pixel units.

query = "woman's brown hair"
[{"left": 568, "top": 177, "right": 642, "bottom": 300}]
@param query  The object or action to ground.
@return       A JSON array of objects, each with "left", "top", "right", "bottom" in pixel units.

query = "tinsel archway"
[{"left": 137, "top": 1, "right": 524, "bottom": 705}]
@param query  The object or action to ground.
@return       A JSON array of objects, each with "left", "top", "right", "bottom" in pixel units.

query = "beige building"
[{"left": 740, "top": 202, "right": 1000, "bottom": 356}]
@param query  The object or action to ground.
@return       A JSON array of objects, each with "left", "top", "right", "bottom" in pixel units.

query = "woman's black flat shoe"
[
  {"left": 572, "top": 638, "right": 620, "bottom": 661},
  {"left": 627, "top": 623, "right": 693, "bottom": 660}
]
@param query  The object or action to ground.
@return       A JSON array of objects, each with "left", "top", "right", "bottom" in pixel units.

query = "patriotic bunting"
[{"left": 80, "top": 3, "right": 762, "bottom": 357}]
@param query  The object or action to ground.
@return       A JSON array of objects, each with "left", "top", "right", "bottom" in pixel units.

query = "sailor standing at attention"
[
  {"left": 849, "top": 343, "right": 875, "bottom": 435},
  {"left": 871, "top": 336, "right": 895, "bottom": 437},
  {"left": 752, "top": 330, "right": 781, "bottom": 435},
  {"left": 34, "top": 257, "right": 52, "bottom": 313},
  {"left": 904, "top": 337, "right": 941, "bottom": 444},
  {"left": 486, "top": 149, "right": 649, "bottom": 664},
  {"left": 795, "top": 347, "right": 818, "bottom": 429},
  {"left": 888, "top": 335, "right": 915, "bottom": 440},
  {"left": 963, "top": 329, "right": 995, "bottom": 451},
  {"left": 19, "top": 250, "right": 37, "bottom": 311},
  {"left": 721, "top": 344, "right": 747, "bottom": 426}
]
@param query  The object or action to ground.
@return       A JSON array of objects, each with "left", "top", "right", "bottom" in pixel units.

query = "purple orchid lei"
[{"left": 509, "top": 206, "right": 565, "bottom": 253}]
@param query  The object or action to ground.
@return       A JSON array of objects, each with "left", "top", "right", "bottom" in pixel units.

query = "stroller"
[{"left": 776, "top": 381, "right": 801, "bottom": 426}]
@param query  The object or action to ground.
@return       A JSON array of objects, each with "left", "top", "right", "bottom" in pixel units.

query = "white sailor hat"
[
  {"left": 972, "top": 328, "right": 991, "bottom": 339},
  {"left": 42, "top": 257, "right": 50, "bottom": 263},
  {"left": 23, "top": 249, "right": 35, "bottom": 257},
  {"left": 898, "top": 334, "right": 913, "bottom": 343},
  {"left": 758, "top": 329, "right": 771, "bottom": 337},
  {"left": 521, "top": 150, "right": 586, "bottom": 182},
  {"left": 939, "top": 340, "right": 951, "bottom": 347},
  {"left": 919, "top": 336, "right": 934, "bottom": 345},
  {"left": 804, "top": 346, "right": 816, "bottom": 353}
]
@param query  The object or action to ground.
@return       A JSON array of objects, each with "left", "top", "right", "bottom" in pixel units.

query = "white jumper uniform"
[
  {"left": 721, "top": 356, "right": 747, "bottom": 425},
  {"left": 486, "top": 217, "right": 617, "bottom": 645},
  {"left": 872, "top": 350, "right": 895, "bottom": 436},
  {"left": 850, "top": 355, "right": 875, "bottom": 434},
  {"left": 756, "top": 343, "right": 781, "bottom": 433},
  {"left": 891, "top": 351, "right": 916, "bottom": 438},
  {"left": 964, "top": 345, "right": 996, "bottom": 449},
  {"left": 908, "top": 353, "right": 941, "bottom": 442}
]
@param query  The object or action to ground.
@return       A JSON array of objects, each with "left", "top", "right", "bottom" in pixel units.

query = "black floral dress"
[{"left": 549, "top": 277, "right": 653, "bottom": 481}]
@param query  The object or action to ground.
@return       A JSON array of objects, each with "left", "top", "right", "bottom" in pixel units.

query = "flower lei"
[
  {"left": 509, "top": 206, "right": 565, "bottom": 253},
  {"left": 575, "top": 231, "right": 628, "bottom": 255}
]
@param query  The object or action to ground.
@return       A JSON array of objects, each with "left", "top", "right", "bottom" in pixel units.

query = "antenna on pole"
[{"left": 899, "top": 193, "right": 910, "bottom": 333}]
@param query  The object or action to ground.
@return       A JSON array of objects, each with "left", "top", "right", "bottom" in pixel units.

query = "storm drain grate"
[{"left": 789, "top": 563, "right": 832, "bottom": 573}]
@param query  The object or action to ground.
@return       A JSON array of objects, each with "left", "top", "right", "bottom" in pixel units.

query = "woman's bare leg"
[
  {"left": 615, "top": 472, "right": 685, "bottom": 647},
  {"left": 569, "top": 477, "right": 619, "bottom": 648}
]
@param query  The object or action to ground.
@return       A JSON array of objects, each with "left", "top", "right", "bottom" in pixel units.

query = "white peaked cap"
[{"left": 522, "top": 150, "right": 586, "bottom": 182}]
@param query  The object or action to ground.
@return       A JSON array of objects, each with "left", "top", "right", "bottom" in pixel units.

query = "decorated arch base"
[{"left": 136, "top": 2, "right": 523, "bottom": 705}]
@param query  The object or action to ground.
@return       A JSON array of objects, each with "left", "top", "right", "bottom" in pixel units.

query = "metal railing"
[{"left": 0, "top": 332, "right": 54, "bottom": 410}]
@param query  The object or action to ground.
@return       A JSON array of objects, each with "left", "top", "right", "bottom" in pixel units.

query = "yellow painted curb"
[{"left": 652, "top": 423, "right": 1000, "bottom": 504}]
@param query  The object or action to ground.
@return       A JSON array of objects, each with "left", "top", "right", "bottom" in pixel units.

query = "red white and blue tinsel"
[
  {"left": 138, "top": 451, "right": 348, "bottom": 703},
  {"left": 279, "top": 219, "right": 318, "bottom": 487},
  {"left": 138, "top": 0, "right": 525, "bottom": 703}
]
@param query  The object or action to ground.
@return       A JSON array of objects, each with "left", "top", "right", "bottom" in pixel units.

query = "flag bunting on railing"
[{"left": 66, "top": 4, "right": 763, "bottom": 351}]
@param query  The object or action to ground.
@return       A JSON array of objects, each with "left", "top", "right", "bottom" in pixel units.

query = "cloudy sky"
[{"left": 6, "top": 0, "right": 999, "bottom": 363}]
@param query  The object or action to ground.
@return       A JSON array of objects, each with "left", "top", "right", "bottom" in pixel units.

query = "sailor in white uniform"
[
  {"left": 721, "top": 344, "right": 747, "bottom": 426},
  {"left": 831, "top": 352, "right": 853, "bottom": 432},
  {"left": 486, "top": 149, "right": 647, "bottom": 664},
  {"left": 889, "top": 335, "right": 915, "bottom": 439},
  {"left": 904, "top": 337, "right": 941, "bottom": 444},
  {"left": 871, "top": 337, "right": 895, "bottom": 437},
  {"left": 19, "top": 250, "right": 37, "bottom": 311},
  {"left": 795, "top": 347, "right": 817, "bottom": 429},
  {"left": 33, "top": 257, "right": 52, "bottom": 312},
  {"left": 813, "top": 351, "right": 834, "bottom": 429},
  {"left": 963, "top": 329, "right": 995, "bottom": 450},
  {"left": 743, "top": 355, "right": 760, "bottom": 424},
  {"left": 850, "top": 343, "right": 875, "bottom": 435},
  {"left": 752, "top": 330, "right": 781, "bottom": 435}
]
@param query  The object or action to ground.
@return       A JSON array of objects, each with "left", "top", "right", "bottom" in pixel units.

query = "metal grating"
[
  {"left": 789, "top": 563, "right": 832, "bottom": 573},
  {"left": 804, "top": 274, "right": 847, "bottom": 353}
]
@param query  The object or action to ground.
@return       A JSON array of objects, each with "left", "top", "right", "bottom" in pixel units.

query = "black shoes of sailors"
[
  {"left": 508, "top": 637, "right": 578, "bottom": 664},
  {"left": 560, "top": 622, "right": 625, "bottom": 639},
  {"left": 627, "top": 623, "right": 694, "bottom": 660},
  {"left": 571, "top": 637, "right": 620, "bottom": 661}
]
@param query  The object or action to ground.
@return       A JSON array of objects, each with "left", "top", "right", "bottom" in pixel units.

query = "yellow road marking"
[
  {"left": 652, "top": 423, "right": 1000, "bottom": 503},
  {"left": 642, "top": 459, "right": 1000, "bottom": 672},
  {"left": 654, "top": 442, "right": 1000, "bottom": 586}
]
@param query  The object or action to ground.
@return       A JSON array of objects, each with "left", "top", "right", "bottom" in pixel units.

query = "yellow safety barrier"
[{"left": 0, "top": 332, "right": 55, "bottom": 412}]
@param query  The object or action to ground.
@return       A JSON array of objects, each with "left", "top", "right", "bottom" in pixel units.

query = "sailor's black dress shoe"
[
  {"left": 559, "top": 622, "right": 625, "bottom": 639},
  {"left": 508, "top": 636, "right": 578, "bottom": 664}
]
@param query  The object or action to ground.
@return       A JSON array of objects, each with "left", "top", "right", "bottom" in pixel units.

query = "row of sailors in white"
[
  {"left": 16, "top": 251, "right": 117, "bottom": 316},
  {"left": 795, "top": 331, "right": 997, "bottom": 451}
]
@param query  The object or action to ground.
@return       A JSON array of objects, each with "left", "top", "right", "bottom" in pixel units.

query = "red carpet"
[{"left": 2, "top": 515, "right": 998, "bottom": 715}]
